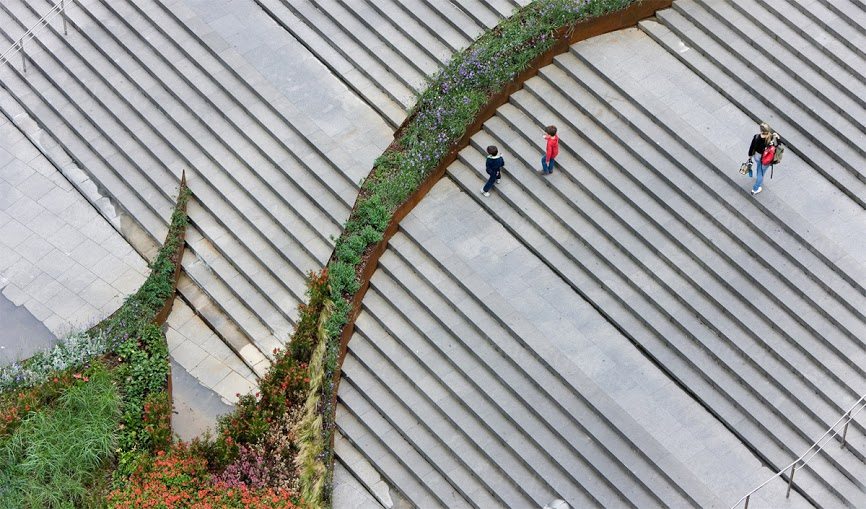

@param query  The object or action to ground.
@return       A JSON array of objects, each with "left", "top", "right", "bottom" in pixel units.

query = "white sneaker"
[
  {"left": 751, "top": 186, "right": 762, "bottom": 195},
  {"left": 483, "top": 191, "right": 490, "bottom": 197}
]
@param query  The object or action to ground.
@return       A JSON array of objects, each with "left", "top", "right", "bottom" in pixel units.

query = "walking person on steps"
[
  {"left": 481, "top": 145, "right": 504, "bottom": 197},
  {"left": 747, "top": 122, "right": 784, "bottom": 195},
  {"left": 541, "top": 125, "right": 559, "bottom": 175}
]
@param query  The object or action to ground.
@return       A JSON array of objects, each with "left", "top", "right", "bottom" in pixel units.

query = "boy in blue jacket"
[{"left": 481, "top": 145, "right": 504, "bottom": 197}]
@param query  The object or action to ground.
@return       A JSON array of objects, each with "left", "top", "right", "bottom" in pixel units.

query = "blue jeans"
[
  {"left": 541, "top": 156, "right": 555, "bottom": 174},
  {"left": 483, "top": 171, "right": 498, "bottom": 192},
  {"left": 752, "top": 154, "right": 768, "bottom": 191}
]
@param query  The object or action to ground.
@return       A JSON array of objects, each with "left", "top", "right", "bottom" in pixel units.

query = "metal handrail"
[
  {"left": 732, "top": 393, "right": 866, "bottom": 509},
  {"left": 0, "top": 0, "right": 70, "bottom": 73}
]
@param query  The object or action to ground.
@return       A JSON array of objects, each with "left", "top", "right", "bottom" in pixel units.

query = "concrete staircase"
[
  {"left": 337, "top": 224, "right": 723, "bottom": 508},
  {"left": 253, "top": 0, "right": 530, "bottom": 127},
  {"left": 449, "top": 28, "right": 866, "bottom": 508},
  {"left": 0, "top": 0, "right": 360, "bottom": 379},
  {"left": 334, "top": 3, "right": 866, "bottom": 507},
  {"left": 643, "top": 0, "right": 866, "bottom": 209}
]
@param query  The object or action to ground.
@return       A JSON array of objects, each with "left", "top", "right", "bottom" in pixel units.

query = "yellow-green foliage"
[{"left": 292, "top": 300, "right": 332, "bottom": 507}]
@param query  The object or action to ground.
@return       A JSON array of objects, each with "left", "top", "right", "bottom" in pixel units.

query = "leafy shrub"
[
  {"left": 327, "top": 261, "right": 359, "bottom": 300},
  {"left": 142, "top": 391, "right": 172, "bottom": 454},
  {"left": 289, "top": 270, "right": 329, "bottom": 362},
  {"left": 114, "top": 323, "right": 170, "bottom": 456}
]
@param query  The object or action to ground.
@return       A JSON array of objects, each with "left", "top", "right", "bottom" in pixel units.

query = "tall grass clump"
[{"left": 0, "top": 362, "right": 119, "bottom": 508}]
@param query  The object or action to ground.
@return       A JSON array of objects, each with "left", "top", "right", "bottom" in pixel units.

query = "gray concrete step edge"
[
  {"left": 357, "top": 0, "right": 453, "bottom": 66},
  {"left": 146, "top": 0, "right": 364, "bottom": 202},
  {"left": 0, "top": 20, "right": 300, "bottom": 347},
  {"left": 72, "top": 0, "right": 341, "bottom": 257},
  {"left": 470, "top": 113, "right": 866, "bottom": 439},
  {"left": 636, "top": 18, "right": 866, "bottom": 303},
  {"left": 777, "top": 0, "right": 866, "bottom": 63},
  {"left": 0, "top": 86, "right": 269, "bottom": 378},
  {"left": 0, "top": 35, "right": 280, "bottom": 371},
  {"left": 671, "top": 0, "right": 866, "bottom": 157},
  {"left": 650, "top": 9, "right": 866, "bottom": 199},
  {"left": 454, "top": 113, "right": 866, "bottom": 469},
  {"left": 355, "top": 299, "right": 625, "bottom": 506},
  {"left": 324, "top": 0, "right": 437, "bottom": 82},
  {"left": 722, "top": 0, "right": 866, "bottom": 100},
  {"left": 333, "top": 430, "right": 400, "bottom": 509},
  {"left": 337, "top": 377, "right": 460, "bottom": 508},
  {"left": 520, "top": 57, "right": 866, "bottom": 404},
  {"left": 554, "top": 47, "right": 866, "bottom": 345},
  {"left": 285, "top": 0, "right": 423, "bottom": 98},
  {"left": 250, "top": 0, "right": 404, "bottom": 128},
  {"left": 482, "top": 94, "right": 866, "bottom": 407}
]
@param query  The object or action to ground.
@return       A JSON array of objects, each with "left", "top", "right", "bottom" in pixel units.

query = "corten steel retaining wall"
[{"left": 335, "top": 0, "right": 672, "bottom": 369}]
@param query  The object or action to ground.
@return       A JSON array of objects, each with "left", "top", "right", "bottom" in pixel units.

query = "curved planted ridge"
[{"left": 298, "top": 0, "right": 702, "bottom": 506}]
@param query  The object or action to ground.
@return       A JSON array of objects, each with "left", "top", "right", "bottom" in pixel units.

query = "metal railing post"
[
  {"left": 61, "top": 0, "right": 68, "bottom": 36},
  {"left": 20, "top": 40, "right": 26, "bottom": 73},
  {"left": 743, "top": 494, "right": 750, "bottom": 509},
  {"left": 841, "top": 411, "right": 851, "bottom": 447},
  {"left": 785, "top": 464, "right": 796, "bottom": 499}
]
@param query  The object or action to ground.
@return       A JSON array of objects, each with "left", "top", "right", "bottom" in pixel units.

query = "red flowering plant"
[
  {"left": 107, "top": 442, "right": 301, "bottom": 509},
  {"left": 216, "top": 270, "right": 325, "bottom": 452}
]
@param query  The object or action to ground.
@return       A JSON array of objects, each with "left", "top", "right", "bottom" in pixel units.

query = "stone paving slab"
[
  {"left": 170, "top": 357, "right": 235, "bottom": 442},
  {"left": 165, "top": 297, "right": 258, "bottom": 406},
  {"left": 0, "top": 107, "right": 149, "bottom": 338}
]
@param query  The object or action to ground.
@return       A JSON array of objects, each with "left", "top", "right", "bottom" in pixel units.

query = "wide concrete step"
[
  {"left": 0, "top": 0, "right": 367, "bottom": 378},
  {"left": 346, "top": 324, "right": 519, "bottom": 508},
  {"left": 142, "top": 0, "right": 364, "bottom": 204},
  {"left": 671, "top": 0, "right": 866, "bottom": 152},
  {"left": 335, "top": 384, "right": 463, "bottom": 509},
  {"left": 722, "top": 0, "right": 866, "bottom": 104},
  {"left": 643, "top": 11, "right": 866, "bottom": 209},
  {"left": 554, "top": 46, "right": 866, "bottom": 349},
  {"left": 778, "top": 0, "right": 866, "bottom": 63},
  {"left": 0, "top": 54, "right": 278, "bottom": 372}
]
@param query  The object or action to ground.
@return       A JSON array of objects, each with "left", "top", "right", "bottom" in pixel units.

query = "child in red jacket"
[{"left": 541, "top": 125, "right": 558, "bottom": 175}]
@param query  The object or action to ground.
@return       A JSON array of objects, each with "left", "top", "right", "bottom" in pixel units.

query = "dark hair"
[
  {"left": 546, "top": 125, "right": 557, "bottom": 136},
  {"left": 486, "top": 145, "right": 498, "bottom": 156}
]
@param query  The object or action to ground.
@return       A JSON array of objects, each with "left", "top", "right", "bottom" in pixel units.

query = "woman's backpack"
[
  {"left": 772, "top": 143, "right": 784, "bottom": 165},
  {"left": 761, "top": 144, "right": 776, "bottom": 166}
]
